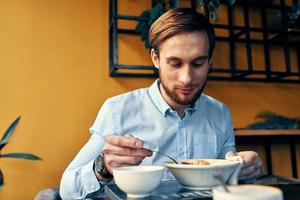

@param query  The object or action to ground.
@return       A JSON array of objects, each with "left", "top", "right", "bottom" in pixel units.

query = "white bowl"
[
  {"left": 165, "top": 159, "right": 242, "bottom": 190},
  {"left": 213, "top": 185, "right": 283, "bottom": 200},
  {"left": 113, "top": 165, "right": 164, "bottom": 198}
]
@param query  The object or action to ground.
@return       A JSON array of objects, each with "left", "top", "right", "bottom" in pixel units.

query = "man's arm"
[
  {"left": 218, "top": 105, "right": 236, "bottom": 159},
  {"left": 59, "top": 101, "right": 151, "bottom": 199},
  {"left": 220, "top": 105, "right": 263, "bottom": 182},
  {"left": 60, "top": 132, "right": 152, "bottom": 199},
  {"left": 59, "top": 134, "right": 105, "bottom": 200},
  {"left": 60, "top": 101, "right": 115, "bottom": 199}
]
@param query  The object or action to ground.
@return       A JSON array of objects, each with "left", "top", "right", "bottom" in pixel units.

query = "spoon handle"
[
  {"left": 151, "top": 150, "right": 179, "bottom": 164},
  {"left": 142, "top": 141, "right": 178, "bottom": 164}
]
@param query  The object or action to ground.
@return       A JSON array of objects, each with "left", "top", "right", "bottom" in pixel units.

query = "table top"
[
  {"left": 104, "top": 175, "right": 300, "bottom": 200},
  {"left": 105, "top": 180, "right": 211, "bottom": 200}
]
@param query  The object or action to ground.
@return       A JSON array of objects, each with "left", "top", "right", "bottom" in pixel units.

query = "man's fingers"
[
  {"left": 104, "top": 154, "right": 144, "bottom": 174},
  {"left": 239, "top": 168, "right": 262, "bottom": 182},
  {"left": 237, "top": 151, "right": 264, "bottom": 182},
  {"left": 239, "top": 175, "right": 256, "bottom": 182},
  {"left": 105, "top": 135, "right": 142, "bottom": 148},
  {"left": 124, "top": 134, "right": 133, "bottom": 138},
  {"left": 239, "top": 164, "right": 261, "bottom": 177},
  {"left": 237, "top": 151, "right": 259, "bottom": 168},
  {"left": 105, "top": 154, "right": 145, "bottom": 168},
  {"left": 103, "top": 134, "right": 154, "bottom": 175},
  {"left": 240, "top": 157, "right": 262, "bottom": 176},
  {"left": 103, "top": 142, "right": 152, "bottom": 157}
]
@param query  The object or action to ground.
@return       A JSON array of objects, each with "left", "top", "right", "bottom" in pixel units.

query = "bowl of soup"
[{"left": 165, "top": 159, "right": 242, "bottom": 190}]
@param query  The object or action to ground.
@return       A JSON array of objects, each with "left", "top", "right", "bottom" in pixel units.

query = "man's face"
[{"left": 151, "top": 31, "right": 210, "bottom": 107}]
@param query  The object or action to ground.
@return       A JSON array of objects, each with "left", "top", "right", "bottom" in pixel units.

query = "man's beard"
[{"left": 159, "top": 73, "right": 207, "bottom": 106}]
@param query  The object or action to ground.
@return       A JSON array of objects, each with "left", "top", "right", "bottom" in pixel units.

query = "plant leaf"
[
  {"left": 0, "top": 116, "right": 21, "bottom": 145},
  {"left": 139, "top": 10, "right": 150, "bottom": 19},
  {"left": 226, "top": 0, "right": 236, "bottom": 5},
  {"left": 135, "top": 21, "right": 147, "bottom": 33},
  {"left": 255, "top": 111, "right": 282, "bottom": 120},
  {"left": 135, "top": 10, "right": 150, "bottom": 33},
  {"left": 0, "top": 141, "right": 9, "bottom": 151},
  {"left": 148, "top": 5, "right": 163, "bottom": 26},
  {"left": 209, "top": 0, "right": 220, "bottom": 22},
  {"left": 0, "top": 153, "right": 42, "bottom": 160},
  {"left": 196, "top": 0, "right": 204, "bottom": 5},
  {"left": 144, "top": 38, "right": 151, "bottom": 49},
  {"left": 169, "top": 0, "right": 179, "bottom": 8},
  {"left": 141, "top": 28, "right": 149, "bottom": 41},
  {"left": 245, "top": 111, "right": 300, "bottom": 130},
  {"left": 0, "top": 169, "right": 3, "bottom": 188}
]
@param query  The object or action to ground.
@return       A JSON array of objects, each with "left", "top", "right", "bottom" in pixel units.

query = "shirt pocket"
[{"left": 192, "top": 133, "right": 217, "bottom": 158}]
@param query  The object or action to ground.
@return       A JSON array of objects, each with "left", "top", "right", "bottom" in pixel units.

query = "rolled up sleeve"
[
  {"left": 60, "top": 159, "right": 102, "bottom": 199},
  {"left": 60, "top": 101, "right": 117, "bottom": 199},
  {"left": 218, "top": 105, "right": 236, "bottom": 159}
]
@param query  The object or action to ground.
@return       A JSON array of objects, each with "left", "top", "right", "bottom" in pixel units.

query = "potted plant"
[
  {"left": 135, "top": 0, "right": 236, "bottom": 48},
  {"left": 0, "top": 116, "right": 41, "bottom": 189},
  {"left": 244, "top": 111, "right": 300, "bottom": 130},
  {"left": 135, "top": 0, "right": 300, "bottom": 47}
]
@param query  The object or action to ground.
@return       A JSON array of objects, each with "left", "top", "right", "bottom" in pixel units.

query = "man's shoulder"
[
  {"left": 200, "top": 93, "right": 229, "bottom": 113},
  {"left": 199, "top": 94, "right": 231, "bottom": 121},
  {"left": 201, "top": 93, "right": 224, "bottom": 107},
  {"left": 105, "top": 87, "right": 149, "bottom": 105}
]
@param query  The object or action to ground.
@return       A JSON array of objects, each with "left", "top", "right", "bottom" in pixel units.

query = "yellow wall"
[{"left": 0, "top": 0, "right": 299, "bottom": 199}]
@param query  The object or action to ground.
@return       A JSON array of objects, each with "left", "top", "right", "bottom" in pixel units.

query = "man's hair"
[{"left": 149, "top": 7, "right": 215, "bottom": 58}]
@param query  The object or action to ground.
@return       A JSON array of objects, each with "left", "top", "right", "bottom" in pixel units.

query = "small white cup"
[
  {"left": 213, "top": 185, "right": 283, "bottom": 200},
  {"left": 113, "top": 165, "right": 164, "bottom": 198}
]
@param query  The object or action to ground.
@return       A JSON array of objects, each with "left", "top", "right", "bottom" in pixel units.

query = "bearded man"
[{"left": 60, "top": 8, "right": 263, "bottom": 199}]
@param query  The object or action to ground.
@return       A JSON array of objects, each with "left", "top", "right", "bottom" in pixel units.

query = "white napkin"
[{"left": 225, "top": 151, "right": 244, "bottom": 185}]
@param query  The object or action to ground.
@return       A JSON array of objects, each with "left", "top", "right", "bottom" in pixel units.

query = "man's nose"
[{"left": 178, "top": 65, "right": 192, "bottom": 85}]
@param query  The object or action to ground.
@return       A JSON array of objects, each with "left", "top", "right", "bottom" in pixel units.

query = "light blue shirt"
[{"left": 60, "top": 80, "right": 235, "bottom": 199}]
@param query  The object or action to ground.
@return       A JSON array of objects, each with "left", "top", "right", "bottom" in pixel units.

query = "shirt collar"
[
  {"left": 148, "top": 79, "right": 203, "bottom": 116},
  {"left": 148, "top": 79, "right": 171, "bottom": 117},
  {"left": 186, "top": 95, "right": 202, "bottom": 115}
]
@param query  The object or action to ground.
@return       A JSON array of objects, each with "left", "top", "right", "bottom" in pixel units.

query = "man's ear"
[{"left": 151, "top": 49, "right": 159, "bottom": 69}]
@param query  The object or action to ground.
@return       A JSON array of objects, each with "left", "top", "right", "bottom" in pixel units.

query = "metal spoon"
[
  {"left": 151, "top": 149, "right": 179, "bottom": 164},
  {"left": 214, "top": 173, "right": 230, "bottom": 193},
  {"left": 143, "top": 141, "right": 179, "bottom": 164}
]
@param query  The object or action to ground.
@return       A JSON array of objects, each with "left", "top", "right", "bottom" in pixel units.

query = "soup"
[{"left": 181, "top": 160, "right": 210, "bottom": 165}]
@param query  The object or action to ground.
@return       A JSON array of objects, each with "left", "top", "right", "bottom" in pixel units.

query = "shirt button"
[{"left": 179, "top": 151, "right": 184, "bottom": 156}]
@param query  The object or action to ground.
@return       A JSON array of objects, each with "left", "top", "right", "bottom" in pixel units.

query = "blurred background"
[{"left": 0, "top": 0, "right": 299, "bottom": 199}]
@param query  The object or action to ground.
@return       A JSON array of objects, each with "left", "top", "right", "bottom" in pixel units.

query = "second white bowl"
[{"left": 113, "top": 165, "right": 164, "bottom": 198}]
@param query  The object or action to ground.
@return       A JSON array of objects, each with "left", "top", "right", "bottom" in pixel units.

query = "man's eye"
[
  {"left": 169, "top": 62, "right": 181, "bottom": 68},
  {"left": 193, "top": 63, "right": 204, "bottom": 68}
]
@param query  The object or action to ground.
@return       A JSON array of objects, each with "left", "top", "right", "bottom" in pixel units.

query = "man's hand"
[
  {"left": 102, "top": 134, "right": 152, "bottom": 174},
  {"left": 237, "top": 151, "right": 263, "bottom": 183}
]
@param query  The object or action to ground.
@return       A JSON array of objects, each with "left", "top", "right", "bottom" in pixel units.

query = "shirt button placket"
[{"left": 178, "top": 121, "right": 185, "bottom": 160}]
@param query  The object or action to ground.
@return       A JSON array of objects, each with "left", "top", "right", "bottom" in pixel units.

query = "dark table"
[{"left": 104, "top": 175, "right": 300, "bottom": 200}]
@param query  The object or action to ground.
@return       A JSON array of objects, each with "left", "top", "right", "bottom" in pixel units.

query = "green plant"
[
  {"left": 135, "top": 0, "right": 236, "bottom": 48},
  {"left": 0, "top": 116, "right": 41, "bottom": 188},
  {"left": 268, "top": 3, "right": 300, "bottom": 29},
  {"left": 245, "top": 111, "right": 300, "bottom": 130},
  {"left": 285, "top": 3, "right": 300, "bottom": 28}
]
